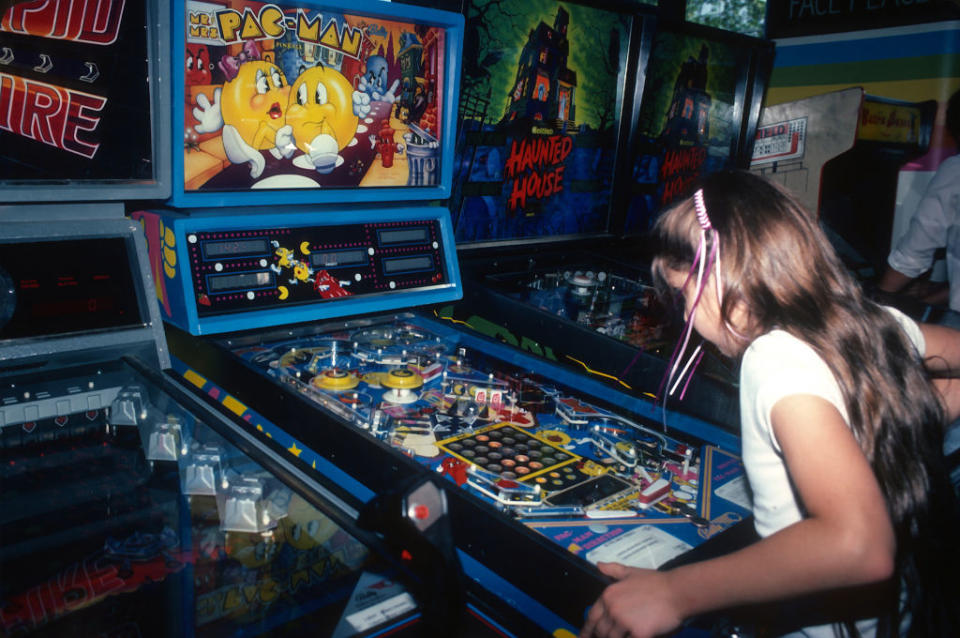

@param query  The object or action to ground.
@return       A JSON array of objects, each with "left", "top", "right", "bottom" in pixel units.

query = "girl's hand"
[{"left": 579, "top": 562, "right": 684, "bottom": 638}]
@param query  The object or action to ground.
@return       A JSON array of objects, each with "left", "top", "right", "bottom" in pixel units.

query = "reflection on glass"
[{"left": 0, "top": 361, "right": 417, "bottom": 637}]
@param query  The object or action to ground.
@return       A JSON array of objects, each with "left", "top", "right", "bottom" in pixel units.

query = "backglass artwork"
[
  {"left": 623, "top": 26, "right": 754, "bottom": 234},
  {"left": 0, "top": 0, "right": 170, "bottom": 201},
  {"left": 450, "top": 0, "right": 644, "bottom": 245},
  {"left": 173, "top": 0, "right": 463, "bottom": 206}
]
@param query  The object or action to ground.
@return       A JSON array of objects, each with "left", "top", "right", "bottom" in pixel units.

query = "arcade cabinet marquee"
[
  {"left": 0, "top": 0, "right": 171, "bottom": 202},
  {"left": 172, "top": 0, "right": 464, "bottom": 207}
]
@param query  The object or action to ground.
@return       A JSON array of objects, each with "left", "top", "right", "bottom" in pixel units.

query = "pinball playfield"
[
  {"left": 450, "top": 250, "right": 742, "bottom": 432},
  {"left": 216, "top": 313, "right": 751, "bottom": 571}
]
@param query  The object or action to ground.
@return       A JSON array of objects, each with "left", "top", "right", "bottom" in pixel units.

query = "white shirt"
[
  {"left": 888, "top": 154, "right": 960, "bottom": 313},
  {"left": 738, "top": 308, "right": 924, "bottom": 637}
]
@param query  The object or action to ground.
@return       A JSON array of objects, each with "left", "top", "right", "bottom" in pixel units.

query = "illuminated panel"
[
  {"left": 131, "top": 206, "right": 462, "bottom": 335},
  {"left": 382, "top": 255, "right": 434, "bottom": 275},
  {"left": 171, "top": 0, "right": 464, "bottom": 207},
  {"left": 377, "top": 227, "right": 430, "bottom": 246},
  {"left": 203, "top": 238, "right": 271, "bottom": 259},
  {"left": 858, "top": 99, "right": 924, "bottom": 144},
  {"left": 185, "top": 219, "right": 447, "bottom": 317},
  {"left": 0, "top": 238, "right": 142, "bottom": 339},
  {"left": 449, "top": 1, "right": 650, "bottom": 245},
  {"left": 207, "top": 271, "right": 276, "bottom": 293},
  {"left": 0, "top": 0, "right": 169, "bottom": 201},
  {"left": 309, "top": 249, "right": 368, "bottom": 269}
]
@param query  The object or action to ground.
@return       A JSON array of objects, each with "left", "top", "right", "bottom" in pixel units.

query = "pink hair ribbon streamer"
[{"left": 659, "top": 188, "right": 723, "bottom": 424}]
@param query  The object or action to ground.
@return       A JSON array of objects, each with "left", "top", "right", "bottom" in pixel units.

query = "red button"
[{"left": 412, "top": 504, "right": 430, "bottom": 520}]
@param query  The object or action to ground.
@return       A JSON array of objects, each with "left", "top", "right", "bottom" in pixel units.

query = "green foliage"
[{"left": 686, "top": 0, "right": 767, "bottom": 38}]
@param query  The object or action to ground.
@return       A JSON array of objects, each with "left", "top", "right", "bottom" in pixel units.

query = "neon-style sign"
[
  {"left": 0, "top": 72, "right": 106, "bottom": 158},
  {"left": 0, "top": 0, "right": 126, "bottom": 46}
]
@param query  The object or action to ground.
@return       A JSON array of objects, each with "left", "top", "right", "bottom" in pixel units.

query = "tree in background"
[{"left": 686, "top": 0, "right": 767, "bottom": 37}]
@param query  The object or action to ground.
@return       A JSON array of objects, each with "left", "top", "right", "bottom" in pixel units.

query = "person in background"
[
  {"left": 877, "top": 89, "right": 960, "bottom": 330},
  {"left": 581, "top": 171, "right": 960, "bottom": 638}
]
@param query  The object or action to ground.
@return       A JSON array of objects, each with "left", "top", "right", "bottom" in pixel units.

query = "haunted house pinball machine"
[{"left": 435, "top": 13, "right": 773, "bottom": 434}]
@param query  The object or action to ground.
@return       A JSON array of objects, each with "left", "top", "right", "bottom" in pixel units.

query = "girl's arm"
[
  {"left": 919, "top": 322, "right": 960, "bottom": 422},
  {"left": 580, "top": 394, "right": 895, "bottom": 638}
]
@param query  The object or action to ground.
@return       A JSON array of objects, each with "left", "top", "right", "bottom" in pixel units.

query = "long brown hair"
[{"left": 651, "top": 170, "right": 958, "bottom": 637}]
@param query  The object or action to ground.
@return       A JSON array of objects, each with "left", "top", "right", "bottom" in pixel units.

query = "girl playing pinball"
[{"left": 581, "top": 171, "right": 960, "bottom": 638}]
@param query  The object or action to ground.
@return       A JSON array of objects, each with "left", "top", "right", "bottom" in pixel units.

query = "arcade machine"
[
  {"left": 443, "top": 12, "right": 775, "bottom": 433},
  {"left": 136, "top": 2, "right": 759, "bottom": 635},
  {"left": 818, "top": 94, "right": 936, "bottom": 283},
  {"left": 0, "top": 217, "right": 527, "bottom": 638},
  {"left": 749, "top": 87, "right": 864, "bottom": 221},
  {"left": 142, "top": 210, "right": 756, "bottom": 636},
  {"left": 0, "top": 2, "right": 523, "bottom": 635}
]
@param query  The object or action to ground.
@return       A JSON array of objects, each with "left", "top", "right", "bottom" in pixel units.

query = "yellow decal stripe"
[
  {"left": 222, "top": 395, "right": 248, "bottom": 416},
  {"left": 183, "top": 369, "right": 207, "bottom": 388}
]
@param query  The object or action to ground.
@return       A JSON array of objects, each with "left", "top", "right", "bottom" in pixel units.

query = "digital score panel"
[
  {"left": 189, "top": 221, "right": 445, "bottom": 316},
  {"left": 0, "top": 237, "right": 144, "bottom": 340},
  {"left": 131, "top": 206, "right": 461, "bottom": 335}
]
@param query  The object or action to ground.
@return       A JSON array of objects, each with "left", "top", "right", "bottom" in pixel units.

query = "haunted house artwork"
[
  {"left": 662, "top": 44, "right": 711, "bottom": 145},
  {"left": 503, "top": 8, "right": 577, "bottom": 129},
  {"left": 451, "top": 1, "right": 630, "bottom": 244},
  {"left": 623, "top": 36, "right": 726, "bottom": 235}
]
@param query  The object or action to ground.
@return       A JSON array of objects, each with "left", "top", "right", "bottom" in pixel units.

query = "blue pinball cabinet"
[
  {"left": 129, "top": 0, "right": 762, "bottom": 634},
  {"left": 133, "top": 202, "right": 758, "bottom": 636}
]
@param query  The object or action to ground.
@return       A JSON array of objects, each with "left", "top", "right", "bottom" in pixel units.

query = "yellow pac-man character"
[
  {"left": 274, "top": 245, "right": 295, "bottom": 268},
  {"left": 291, "top": 260, "right": 311, "bottom": 284},
  {"left": 286, "top": 65, "right": 359, "bottom": 173},
  {"left": 221, "top": 61, "right": 290, "bottom": 151},
  {"left": 281, "top": 493, "right": 338, "bottom": 551}
]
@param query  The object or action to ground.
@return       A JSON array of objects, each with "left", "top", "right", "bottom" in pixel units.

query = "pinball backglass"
[
  {"left": 172, "top": 0, "right": 464, "bottom": 207},
  {"left": 448, "top": 0, "right": 653, "bottom": 245},
  {"left": 0, "top": 0, "right": 171, "bottom": 202},
  {"left": 623, "top": 22, "right": 772, "bottom": 234}
]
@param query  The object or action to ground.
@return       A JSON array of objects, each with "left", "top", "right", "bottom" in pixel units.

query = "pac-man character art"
[
  {"left": 180, "top": 0, "right": 448, "bottom": 192},
  {"left": 193, "top": 61, "right": 296, "bottom": 178},
  {"left": 286, "top": 65, "right": 364, "bottom": 173},
  {"left": 357, "top": 55, "right": 399, "bottom": 103}
]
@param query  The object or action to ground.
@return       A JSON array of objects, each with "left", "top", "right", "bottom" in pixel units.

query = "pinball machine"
[
  {"left": 438, "top": 11, "right": 775, "bottom": 434},
  {"left": 121, "top": 0, "right": 758, "bottom": 635},
  {"left": 0, "top": 216, "right": 531, "bottom": 638},
  {"left": 137, "top": 205, "right": 756, "bottom": 637},
  {"left": 0, "top": 0, "right": 528, "bottom": 635}
]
